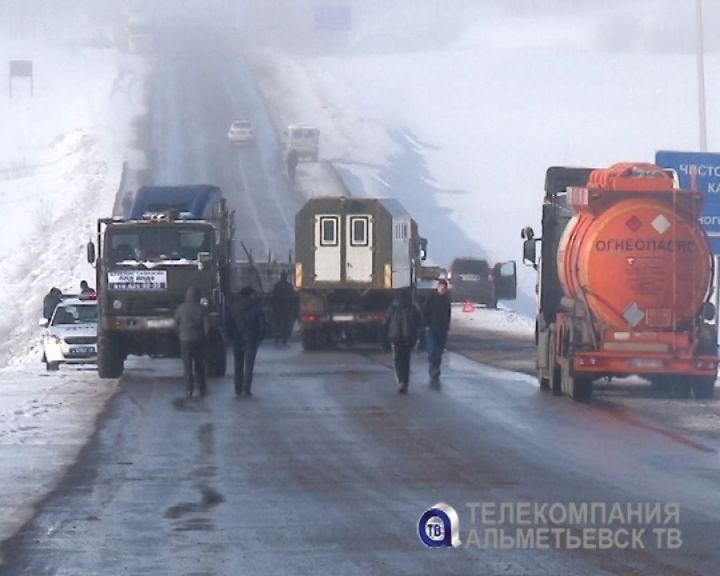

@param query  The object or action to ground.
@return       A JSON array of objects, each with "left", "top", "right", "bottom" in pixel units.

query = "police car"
[{"left": 40, "top": 294, "right": 98, "bottom": 371}]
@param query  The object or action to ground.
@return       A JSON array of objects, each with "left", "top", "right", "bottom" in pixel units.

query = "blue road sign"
[{"left": 655, "top": 150, "right": 720, "bottom": 254}]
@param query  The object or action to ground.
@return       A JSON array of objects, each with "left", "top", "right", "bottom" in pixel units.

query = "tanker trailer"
[{"left": 521, "top": 162, "right": 718, "bottom": 401}]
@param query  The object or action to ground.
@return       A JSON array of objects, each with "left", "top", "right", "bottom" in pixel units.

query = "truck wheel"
[
  {"left": 301, "top": 329, "right": 317, "bottom": 351},
  {"left": 572, "top": 378, "right": 593, "bottom": 402},
  {"left": 206, "top": 336, "right": 227, "bottom": 377},
  {"left": 98, "top": 334, "right": 124, "bottom": 379},
  {"left": 46, "top": 361, "right": 59, "bottom": 372},
  {"left": 691, "top": 376, "right": 716, "bottom": 400}
]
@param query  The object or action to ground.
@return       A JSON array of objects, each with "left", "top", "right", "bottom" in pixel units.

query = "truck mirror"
[
  {"left": 419, "top": 238, "right": 428, "bottom": 261},
  {"left": 38, "top": 318, "right": 49, "bottom": 328},
  {"left": 521, "top": 226, "right": 535, "bottom": 240},
  {"left": 87, "top": 241, "right": 96, "bottom": 264},
  {"left": 522, "top": 238, "right": 537, "bottom": 266}
]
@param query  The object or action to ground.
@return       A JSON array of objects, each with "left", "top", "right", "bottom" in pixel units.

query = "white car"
[
  {"left": 227, "top": 120, "right": 255, "bottom": 143},
  {"left": 40, "top": 296, "right": 98, "bottom": 371}
]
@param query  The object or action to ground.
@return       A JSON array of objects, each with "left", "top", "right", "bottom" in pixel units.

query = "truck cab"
[{"left": 88, "top": 205, "right": 233, "bottom": 378}]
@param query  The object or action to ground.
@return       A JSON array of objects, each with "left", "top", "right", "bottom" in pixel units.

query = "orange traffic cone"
[{"left": 462, "top": 301, "right": 475, "bottom": 313}]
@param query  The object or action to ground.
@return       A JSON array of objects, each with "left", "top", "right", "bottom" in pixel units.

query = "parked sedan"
[
  {"left": 40, "top": 296, "right": 98, "bottom": 371},
  {"left": 227, "top": 119, "right": 255, "bottom": 143}
]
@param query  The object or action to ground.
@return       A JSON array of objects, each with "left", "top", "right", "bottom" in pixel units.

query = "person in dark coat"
[
  {"left": 286, "top": 148, "right": 299, "bottom": 183},
  {"left": 228, "top": 286, "right": 266, "bottom": 397},
  {"left": 43, "top": 287, "right": 62, "bottom": 321},
  {"left": 385, "top": 289, "right": 423, "bottom": 394},
  {"left": 80, "top": 280, "right": 95, "bottom": 295},
  {"left": 423, "top": 279, "right": 452, "bottom": 388},
  {"left": 173, "top": 286, "right": 209, "bottom": 398},
  {"left": 270, "top": 271, "right": 295, "bottom": 345}
]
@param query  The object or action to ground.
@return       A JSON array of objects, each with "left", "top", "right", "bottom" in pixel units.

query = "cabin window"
[
  {"left": 350, "top": 217, "right": 369, "bottom": 246},
  {"left": 320, "top": 217, "right": 338, "bottom": 246}
]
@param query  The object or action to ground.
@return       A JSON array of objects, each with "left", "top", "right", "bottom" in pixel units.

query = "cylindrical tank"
[{"left": 558, "top": 198, "right": 712, "bottom": 330}]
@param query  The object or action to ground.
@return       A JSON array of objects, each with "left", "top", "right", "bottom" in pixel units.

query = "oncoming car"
[
  {"left": 40, "top": 295, "right": 98, "bottom": 371},
  {"left": 227, "top": 119, "right": 255, "bottom": 143}
]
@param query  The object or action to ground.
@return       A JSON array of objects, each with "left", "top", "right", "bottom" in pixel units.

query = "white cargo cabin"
[{"left": 295, "top": 196, "right": 422, "bottom": 290}]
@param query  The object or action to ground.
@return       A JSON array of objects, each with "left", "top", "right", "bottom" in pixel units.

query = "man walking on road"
[
  {"left": 174, "top": 286, "right": 209, "bottom": 398},
  {"left": 270, "top": 271, "right": 295, "bottom": 345},
  {"left": 423, "top": 279, "right": 451, "bottom": 389},
  {"left": 385, "top": 289, "right": 422, "bottom": 394},
  {"left": 228, "top": 286, "right": 266, "bottom": 397},
  {"left": 286, "top": 147, "right": 299, "bottom": 183}
]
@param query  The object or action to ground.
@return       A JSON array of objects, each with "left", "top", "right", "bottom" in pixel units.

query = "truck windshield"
[{"left": 108, "top": 227, "right": 213, "bottom": 263}]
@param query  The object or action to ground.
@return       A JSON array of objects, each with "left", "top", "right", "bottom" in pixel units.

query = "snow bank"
[{"left": 0, "top": 37, "right": 147, "bottom": 367}]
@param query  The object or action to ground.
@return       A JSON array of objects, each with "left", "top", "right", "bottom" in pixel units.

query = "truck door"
[
  {"left": 314, "top": 215, "right": 341, "bottom": 282},
  {"left": 493, "top": 261, "right": 517, "bottom": 300},
  {"left": 345, "top": 215, "right": 373, "bottom": 282}
]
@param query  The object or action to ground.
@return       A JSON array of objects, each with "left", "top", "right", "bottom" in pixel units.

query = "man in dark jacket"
[
  {"left": 270, "top": 271, "right": 295, "bottom": 345},
  {"left": 174, "top": 286, "right": 209, "bottom": 398},
  {"left": 385, "top": 290, "right": 423, "bottom": 394},
  {"left": 43, "top": 287, "right": 62, "bottom": 321},
  {"left": 423, "top": 279, "right": 451, "bottom": 388},
  {"left": 228, "top": 286, "right": 266, "bottom": 397},
  {"left": 80, "top": 280, "right": 95, "bottom": 295}
]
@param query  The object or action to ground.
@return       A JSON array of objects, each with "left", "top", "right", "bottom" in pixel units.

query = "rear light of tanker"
[
  {"left": 696, "top": 360, "right": 717, "bottom": 370},
  {"left": 577, "top": 357, "right": 599, "bottom": 366},
  {"left": 300, "top": 314, "right": 318, "bottom": 324}
]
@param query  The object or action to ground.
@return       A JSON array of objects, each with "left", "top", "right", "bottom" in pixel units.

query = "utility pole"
[{"left": 696, "top": 0, "right": 708, "bottom": 152}]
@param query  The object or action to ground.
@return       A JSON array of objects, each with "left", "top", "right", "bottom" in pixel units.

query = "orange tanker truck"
[{"left": 521, "top": 162, "right": 718, "bottom": 401}]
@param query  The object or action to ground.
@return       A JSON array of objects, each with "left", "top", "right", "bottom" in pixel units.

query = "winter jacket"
[
  {"left": 424, "top": 291, "right": 451, "bottom": 334},
  {"left": 229, "top": 293, "right": 266, "bottom": 344},
  {"left": 174, "top": 287, "right": 209, "bottom": 343},
  {"left": 385, "top": 295, "right": 422, "bottom": 346},
  {"left": 43, "top": 290, "right": 62, "bottom": 321},
  {"left": 271, "top": 277, "right": 295, "bottom": 313}
]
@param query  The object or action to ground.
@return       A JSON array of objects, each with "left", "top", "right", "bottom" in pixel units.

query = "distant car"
[
  {"left": 447, "top": 258, "right": 517, "bottom": 308},
  {"left": 40, "top": 295, "right": 98, "bottom": 371},
  {"left": 284, "top": 124, "right": 319, "bottom": 161},
  {"left": 228, "top": 120, "right": 255, "bottom": 143}
]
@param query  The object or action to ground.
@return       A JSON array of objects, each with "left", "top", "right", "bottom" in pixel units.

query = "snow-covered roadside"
[
  {"left": 0, "top": 34, "right": 148, "bottom": 552},
  {"left": 0, "top": 39, "right": 147, "bottom": 367}
]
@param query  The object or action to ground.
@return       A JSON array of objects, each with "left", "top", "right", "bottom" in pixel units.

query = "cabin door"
[
  {"left": 314, "top": 215, "right": 341, "bottom": 282},
  {"left": 345, "top": 215, "right": 373, "bottom": 283}
]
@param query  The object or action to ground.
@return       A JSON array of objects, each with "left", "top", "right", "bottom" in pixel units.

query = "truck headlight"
[
  {"left": 113, "top": 299, "right": 123, "bottom": 310},
  {"left": 200, "top": 297, "right": 209, "bottom": 307}
]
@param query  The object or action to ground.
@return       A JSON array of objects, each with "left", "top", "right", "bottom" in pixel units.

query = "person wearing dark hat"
[
  {"left": 228, "top": 286, "right": 266, "bottom": 396},
  {"left": 423, "top": 279, "right": 452, "bottom": 388}
]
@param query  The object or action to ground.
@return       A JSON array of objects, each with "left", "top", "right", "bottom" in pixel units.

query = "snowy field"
[
  {"left": 248, "top": 1, "right": 720, "bottom": 319},
  {"left": 0, "top": 22, "right": 147, "bottom": 549}
]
